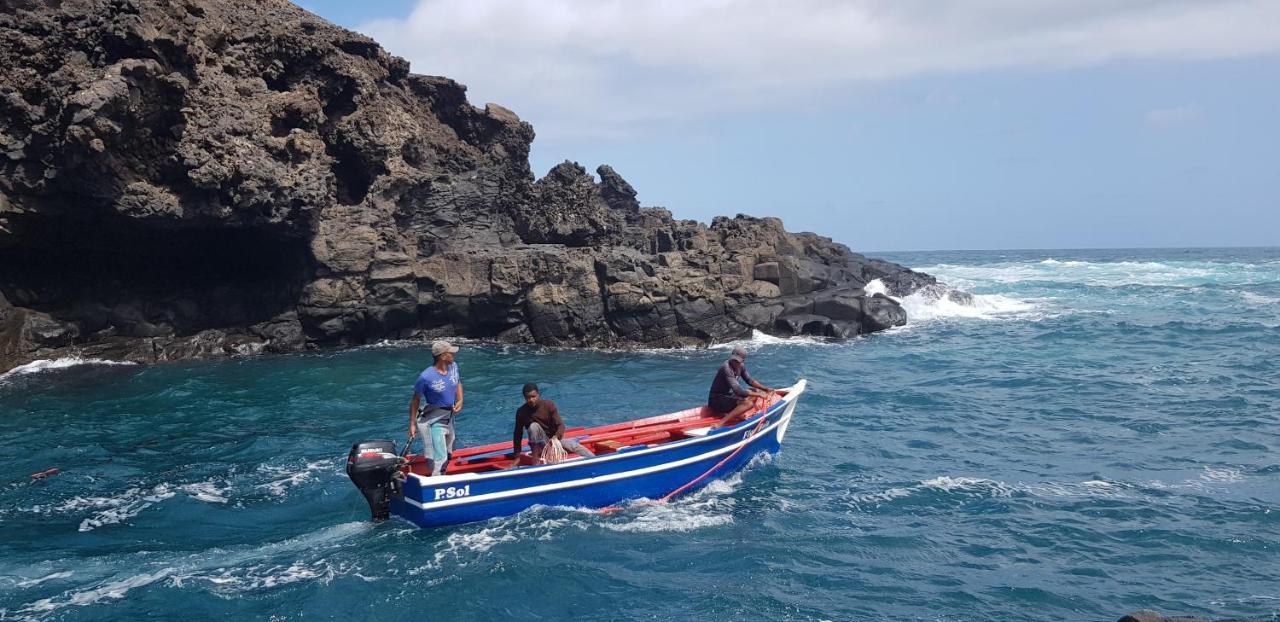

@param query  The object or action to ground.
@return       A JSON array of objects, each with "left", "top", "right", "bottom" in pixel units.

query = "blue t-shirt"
[{"left": 414, "top": 362, "right": 460, "bottom": 409}]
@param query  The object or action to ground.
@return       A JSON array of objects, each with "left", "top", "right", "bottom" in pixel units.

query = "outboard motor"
[{"left": 346, "top": 440, "right": 403, "bottom": 521}]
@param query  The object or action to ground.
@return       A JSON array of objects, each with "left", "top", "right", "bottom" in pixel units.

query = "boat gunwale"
[{"left": 406, "top": 379, "right": 806, "bottom": 488}]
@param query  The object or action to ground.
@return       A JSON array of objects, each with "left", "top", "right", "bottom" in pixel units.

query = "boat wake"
[
  {"left": 9, "top": 522, "right": 373, "bottom": 617},
  {"left": 845, "top": 467, "right": 1258, "bottom": 513}
]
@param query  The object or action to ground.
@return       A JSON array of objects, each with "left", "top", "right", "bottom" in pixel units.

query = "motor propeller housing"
[{"left": 346, "top": 440, "right": 403, "bottom": 521}]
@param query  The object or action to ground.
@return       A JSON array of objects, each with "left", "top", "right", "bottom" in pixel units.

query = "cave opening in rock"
[{"left": 0, "top": 217, "right": 310, "bottom": 338}]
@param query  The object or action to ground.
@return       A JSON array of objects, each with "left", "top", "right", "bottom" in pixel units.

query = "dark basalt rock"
[{"left": 0, "top": 0, "right": 937, "bottom": 372}]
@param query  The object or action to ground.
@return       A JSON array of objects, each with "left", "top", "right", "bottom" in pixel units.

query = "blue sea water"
[{"left": 1, "top": 247, "right": 1277, "bottom": 621}]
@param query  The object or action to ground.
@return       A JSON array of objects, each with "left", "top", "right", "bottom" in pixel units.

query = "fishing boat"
[{"left": 347, "top": 379, "right": 807, "bottom": 528}]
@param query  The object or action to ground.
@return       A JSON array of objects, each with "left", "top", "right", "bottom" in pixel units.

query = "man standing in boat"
[
  {"left": 509, "top": 383, "right": 594, "bottom": 468},
  {"left": 409, "top": 340, "right": 464, "bottom": 476},
  {"left": 709, "top": 347, "right": 774, "bottom": 429}
]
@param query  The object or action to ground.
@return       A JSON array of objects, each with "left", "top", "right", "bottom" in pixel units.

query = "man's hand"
[
  {"left": 452, "top": 401, "right": 463, "bottom": 414},
  {"left": 408, "top": 424, "right": 417, "bottom": 439}
]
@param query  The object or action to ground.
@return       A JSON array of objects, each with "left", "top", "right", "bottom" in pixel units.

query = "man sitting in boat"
[
  {"left": 708, "top": 347, "right": 774, "bottom": 429},
  {"left": 509, "top": 383, "right": 594, "bottom": 467},
  {"left": 409, "top": 340, "right": 464, "bottom": 476}
]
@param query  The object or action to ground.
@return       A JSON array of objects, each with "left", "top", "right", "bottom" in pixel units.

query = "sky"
[{"left": 297, "top": 0, "right": 1280, "bottom": 251}]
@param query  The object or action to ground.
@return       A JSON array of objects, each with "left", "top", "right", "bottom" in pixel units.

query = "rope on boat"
[{"left": 600, "top": 394, "right": 772, "bottom": 515}]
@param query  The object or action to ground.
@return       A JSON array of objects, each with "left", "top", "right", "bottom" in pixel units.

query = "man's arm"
[
  {"left": 409, "top": 393, "right": 420, "bottom": 438},
  {"left": 452, "top": 378, "right": 464, "bottom": 414},
  {"left": 742, "top": 368, "right": 771, "bottom": 395},
  {"left": 510, "top": 419, "right": 524, "bottom": 467}
]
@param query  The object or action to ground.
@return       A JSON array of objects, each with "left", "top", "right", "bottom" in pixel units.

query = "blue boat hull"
[{"left": 389, "top": 380, "right": 805, "bottom": 528}]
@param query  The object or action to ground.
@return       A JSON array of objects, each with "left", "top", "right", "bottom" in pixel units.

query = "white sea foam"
[
  {"left": 1198, "top": 466, "right": 1244, "bottom": 483},
  {"left": 407, "top": 524, "right": 522, "bottom": 574},
  {"left": 917, "top": 258, "right": 1280, "bottom": 288},
  {"left": 1239, "top": 290, "right": 1280, "bottom": 306},
  {"left": 1022, "top": 479, "right": 1135, "bottom": 500},
  {"left": 600, "top": 491, "right": 735, "bottom": 534},
  {"left": 24, "top": 484, "right": 179, "bottom": 532},
  {"left": 15, "top": 571, "right": 74, "bottom": 588},
  {"left": 180, "top": 480, "right": 231, "bottom": 504},
  {"left": 919, "top": 476, "right": 1015, "bottom": 497},
  {"left": 19, "top": 569, "right": 174, "bottom": 614},
  {"left": 709, "top": 329, "right": 829, "bottom": 350},
  {"left": 255, "top": 458, "right": 335, "bottom": 497},
  {"left": 849, "top": 475, "right": 1019, "bottom": 509},
  {"left": 868, "top": 279, "right": 1038, "bottom": 323},
  {"left": 0, "top": 357, "right": 136, "bottom": 382},
  {"left": 12, "top": 522, "right": 372, "bottom": 616},
  {"left": 177, "top": 560, "right": 346, "bottom": 593},
  {"left": 601, "top": 452, "right": 773, "bottom": 533},
  {"left": 864, "top": 278, "right": 889, "bottom": 297}
]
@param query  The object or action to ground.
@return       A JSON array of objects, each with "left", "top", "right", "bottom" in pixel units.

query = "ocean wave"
[
  {"left": 1238, "top": 290, "right": 1280, "bottom": 306},
  {"left": 868, "top": 279, "right": 1039, "bottom": 323},
  {"left": 847, "top": 476, "right": 1014, "bottom": 509},
  {"left": 709, "top": 330, "right": 830, "bottom": 349},
  {"left": 255, "top": 458, "right": 338, "bottom": 498},
  {"left": 14, "top": 571, "right": 75, "bottom": 589},
  {"left": 174, "top": 560, "right": 348, "bottom": 594},
  {"left": 848, "top": 476, "right": 1147, "bottom": 509},
  {"left": 180, "top": 480, "right": 231, "bottom": 504},
  {"left": 594, "top": 464, "right": 752, "bottom": 533},
  {"left": 14, "top": 522, "right": 373, "bottom": 616},
  {"left": 0, "top": 357, "right": 136, "bottom": 382},
  {"left": 18, "top": 569, "right": 175, "bottom": 615},
  {"left": 19, "top": 483, "right": 179, "bottom": 532},
  {"left": 916, "top": 258, "right": 1280, "bottom": 289}
]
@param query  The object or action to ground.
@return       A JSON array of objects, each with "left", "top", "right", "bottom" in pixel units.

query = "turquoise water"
[{"left": 1, "top": 247, "right": 1277, "bottom": 621}]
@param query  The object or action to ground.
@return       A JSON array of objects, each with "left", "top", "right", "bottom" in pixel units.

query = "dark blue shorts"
[{"left": 708, "top": 395, "right": 742, "bottom": 413}]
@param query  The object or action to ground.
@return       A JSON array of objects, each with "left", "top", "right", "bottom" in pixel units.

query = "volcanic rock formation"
[{"left": 0, "top": 0, "right": 935, "bottom": 372}]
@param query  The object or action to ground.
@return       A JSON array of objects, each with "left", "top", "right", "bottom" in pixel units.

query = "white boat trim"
[
  {"left": 404, "top": 400, "right": 795, "bottom": 511},
  {"left": 408, "top": 379, "right": 807, "bottom": 488}
]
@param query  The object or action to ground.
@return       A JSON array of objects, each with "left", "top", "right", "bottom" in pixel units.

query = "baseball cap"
[{"left": 431, "top": 340, "right": 459, "bottom": 357}]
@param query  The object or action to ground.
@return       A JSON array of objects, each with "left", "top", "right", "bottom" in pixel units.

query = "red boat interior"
[{"left": 403, "top": 393, "right": 784, "bottom": 478}]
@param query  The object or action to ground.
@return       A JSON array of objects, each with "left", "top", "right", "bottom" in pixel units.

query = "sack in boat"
[{"left": 539, "top": 437, "right": 567, "bottom": 464}]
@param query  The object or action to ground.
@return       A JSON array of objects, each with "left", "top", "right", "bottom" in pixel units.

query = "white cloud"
[
  {"left": 357, "top": 0, "right": 1280, "bottom": 138},
  {"left": 1145, "top": 105, "right": 1202, "bottom": 127}
]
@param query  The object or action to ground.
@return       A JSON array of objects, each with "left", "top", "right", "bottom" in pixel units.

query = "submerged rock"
[{"left": 0, "top": 0, "right": 934, "bottom": 371}]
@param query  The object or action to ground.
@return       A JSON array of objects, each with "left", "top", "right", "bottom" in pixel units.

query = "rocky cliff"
[{"left": 0, "top": 0, "right": 936, "bottom": 372}]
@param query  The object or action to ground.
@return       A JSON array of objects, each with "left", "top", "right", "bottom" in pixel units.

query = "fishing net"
[{"left": 539, "top": 437, "right": 567, "bottom": 464}]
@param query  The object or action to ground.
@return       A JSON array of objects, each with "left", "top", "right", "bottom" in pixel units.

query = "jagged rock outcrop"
[{"left": 0, "top": 0, "right": 935, "bottom": 371}]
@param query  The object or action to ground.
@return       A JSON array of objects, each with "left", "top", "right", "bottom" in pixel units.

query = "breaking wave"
[
  {"left": 916, "top": 258, "right": 1280, "bottom": 289},
  {"left": 0, "top": 356, "right": 136, "bottom": 383},
  {"left": 867, "top": 279, "right": 1038, "bottom": 323}
]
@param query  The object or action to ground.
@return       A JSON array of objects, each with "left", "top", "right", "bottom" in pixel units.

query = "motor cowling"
[{"left": 346, "top": 440, "right": 403, "bottom": 521}]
